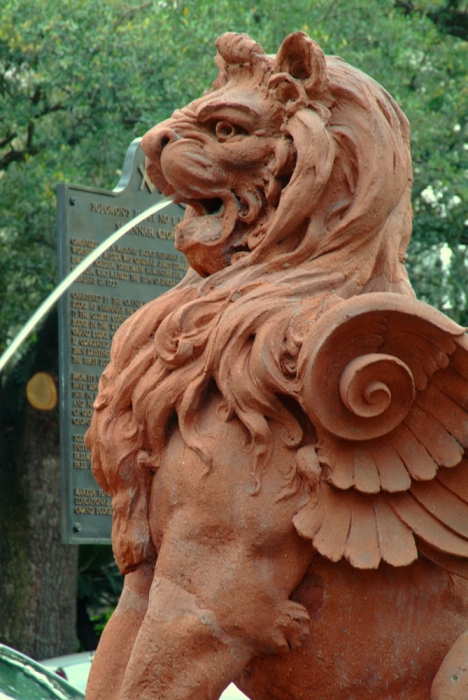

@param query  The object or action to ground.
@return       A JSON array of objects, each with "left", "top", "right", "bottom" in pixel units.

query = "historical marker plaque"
[{"left": 58, "top": 138, "right": 186, "bottom": 544}]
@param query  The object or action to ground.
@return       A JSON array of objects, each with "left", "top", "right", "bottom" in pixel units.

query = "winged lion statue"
[{"left": 85, "top": 31, "right": 468, "bottom": 700}]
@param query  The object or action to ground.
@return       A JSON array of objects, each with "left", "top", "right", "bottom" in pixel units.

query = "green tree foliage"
[
  {"left": 77, "top": 545, "right": 123, "bottom": 650},
  {"left": 0, "top": 0, "right": 467, "bottom": 351}
]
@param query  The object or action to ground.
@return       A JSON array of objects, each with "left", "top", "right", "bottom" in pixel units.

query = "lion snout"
[
  {"left": 141, "top": 125, "right": 182, "bottom": 194},
  {"left": 142, "top": 125, "right": 180, "bottom": 160}
]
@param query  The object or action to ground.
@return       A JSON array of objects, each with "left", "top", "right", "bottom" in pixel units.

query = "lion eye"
[{"left": 214, "top": 120, "right": 245, "bottom": 141}]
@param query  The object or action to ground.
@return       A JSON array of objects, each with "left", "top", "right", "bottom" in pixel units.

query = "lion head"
[{"left": 142, "top": 31, "right": 413, "bottom": 296}]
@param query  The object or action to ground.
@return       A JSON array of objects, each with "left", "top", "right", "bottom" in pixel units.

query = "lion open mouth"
[
  {"left": 173, "top": 192, "right": 240, "bottom": 268},
  {"left": 169, "top": 187, "right": 265, "bottom": 275},
  {"left": 192, "top": 198, "right": 224, "bottom": 217}
]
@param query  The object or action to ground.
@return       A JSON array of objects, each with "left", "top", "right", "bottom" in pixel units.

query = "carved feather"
[
  {"left": 415, "top": 384, "right": 468, "bottom": 447},
  {"left": 374, "top": 497, "right": 418, "bottom": 566},
  {"left": 389, "top": 423, "right": 439, "bottom": 481},
  {"left": 390, "top": 489, "right": 468, "bottom": 558},
  {"left": 312, "top": 487, "right": 352, "bottom": 563},
  {"left": 344, "top": 494, "right": 381, "bottom": 569},
  {"left": 371, "top": 443, "right": 411, "bottom": 492},
  {"left": 411, "top": 477, "right": 468, "bottom": 539},
  {"left": 403, "top": 404, "right": 464, "bottom": 468},
  {"left": 437, "top": 459, "right": 468, "bottom": 500}
]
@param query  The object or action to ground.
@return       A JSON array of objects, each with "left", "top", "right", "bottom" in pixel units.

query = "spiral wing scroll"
[{"left": 293, "top": 292, "right": 468, "bottom": 571}]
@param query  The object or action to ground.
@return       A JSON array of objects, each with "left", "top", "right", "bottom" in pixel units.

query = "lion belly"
[{"left": 237, "top": 555, "right": 468, "bottom": 700}]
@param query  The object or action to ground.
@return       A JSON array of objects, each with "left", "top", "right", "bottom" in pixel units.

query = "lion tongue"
[
  {"left": 176, "top": 214, "right": 223, "bottom": 246},
  {"left": 174, "top": 216, "right": 230, "bottom": 275},
  {"left": 173, "top": 196, "right": 240, "bottom": 275}
]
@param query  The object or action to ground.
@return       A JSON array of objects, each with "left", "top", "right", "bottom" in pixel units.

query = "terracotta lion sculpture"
[{"left": 85, "top": 32, "right": 468, "bottom": 699}]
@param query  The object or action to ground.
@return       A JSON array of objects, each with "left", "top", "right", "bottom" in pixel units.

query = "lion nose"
[{"left": 141, "top": 126, "right": 181, "bottom": 162}]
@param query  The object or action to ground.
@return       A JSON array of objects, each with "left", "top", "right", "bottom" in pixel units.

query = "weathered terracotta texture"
[{"left": 85, "top": 32, "right": 468, "bottom": 699}]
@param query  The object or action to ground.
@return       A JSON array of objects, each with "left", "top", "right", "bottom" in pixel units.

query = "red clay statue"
[{"left": 85, "top": 31, "right": 468, "bottom": 699}]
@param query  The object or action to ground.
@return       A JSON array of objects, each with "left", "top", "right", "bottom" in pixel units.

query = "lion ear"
[
  {"left": 211, "top": 53, "right": 228, "bottom": 91},
  {"left": 274, "top": 31, "right": 329, "bottom": 96}
]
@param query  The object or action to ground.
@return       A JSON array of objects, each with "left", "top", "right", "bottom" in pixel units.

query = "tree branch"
[
  {"left": 394, "top": 0, "right": 468, "bottom": 41},
  {"left": 394, "top": 0, "right": 415, "bottom": 14},
  {"left": 0, "top": 149, "right": 32, "bottom": 170},
  {"left": 0, "top": 132, "right": 17, "bottom": 150},
  {"left": 26, "top": 122, "right": 34, "bottom": 151}
]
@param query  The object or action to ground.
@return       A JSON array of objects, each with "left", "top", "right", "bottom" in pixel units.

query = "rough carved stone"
[{"left": 85, "top": 32, "right": 468, "bottom": 699}]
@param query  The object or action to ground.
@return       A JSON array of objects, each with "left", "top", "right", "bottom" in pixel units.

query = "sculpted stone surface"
[{"left": 85, "top": 32, "right": 468, "bottom": 699}]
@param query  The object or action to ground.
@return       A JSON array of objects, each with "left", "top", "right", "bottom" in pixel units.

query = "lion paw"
[{"left": 269, "top": 601, "right": 310, "bottom": 654}]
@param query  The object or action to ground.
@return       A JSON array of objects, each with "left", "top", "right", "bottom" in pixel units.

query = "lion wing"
[{"left": 293, "top": 293, "right": 468, "bottom": 571}]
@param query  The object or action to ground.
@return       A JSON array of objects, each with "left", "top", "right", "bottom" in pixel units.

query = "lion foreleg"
[
  {"left": 85, "top": 563, "right": 153, "bottom": 700},
  {"left": 116, "top": 510, "right": 312, "bottom": 699},
  {"left": 118, "top": 575, "right": 253, "bottom": 700}
]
